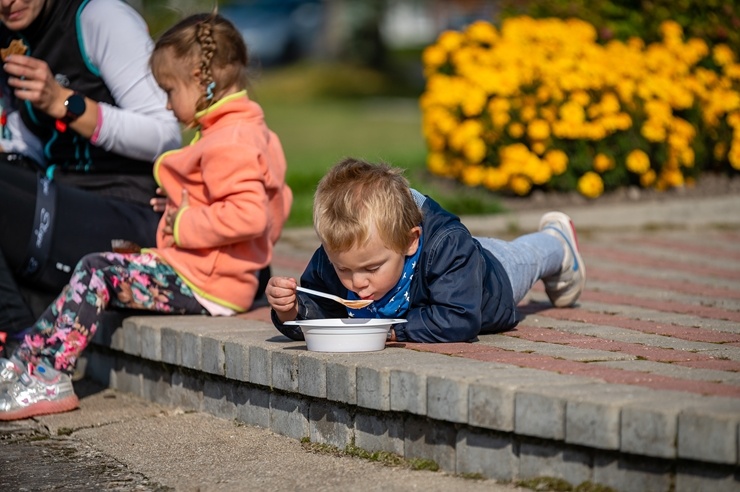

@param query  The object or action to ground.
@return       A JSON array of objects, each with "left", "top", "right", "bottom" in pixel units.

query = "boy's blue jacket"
[{"left": 271, "top": 195, "right": 519, "bottom": 343}]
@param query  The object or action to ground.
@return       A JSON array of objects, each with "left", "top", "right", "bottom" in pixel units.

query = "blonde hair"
[
  {"left": 150, "top": 12, "right": 248, "bottom": 112},
  {"left": 313, "top": 158, "right": 423, "bottom": 254}
]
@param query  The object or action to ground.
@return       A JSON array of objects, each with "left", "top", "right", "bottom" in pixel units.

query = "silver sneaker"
[
  {"left": 0, "top": 362, "right": 79, "bottom": 421},
  {"left": 0, "top": 356, "right": 25, "bottom": 387},
  {"left": 539, "top": 211, "right": 586, "bottom": 307}
]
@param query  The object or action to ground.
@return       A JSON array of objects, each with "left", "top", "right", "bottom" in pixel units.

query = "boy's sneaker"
[
  {"left": 0, "top": 362, "right": 79, "bottom": 421},
  {"left": 539, "top": 211, "right": 586, "bottom": 307}
]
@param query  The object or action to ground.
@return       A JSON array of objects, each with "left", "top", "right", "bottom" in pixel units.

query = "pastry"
[{"left": 1, "top": 39, "right": 28, "bottom": 61}]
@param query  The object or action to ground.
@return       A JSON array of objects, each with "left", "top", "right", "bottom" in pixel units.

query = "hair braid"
[{"left": 196, "top": 18, "right": 217, "bottom": 109}]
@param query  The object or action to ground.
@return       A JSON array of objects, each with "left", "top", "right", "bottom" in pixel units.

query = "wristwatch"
[{"left": 55, "top": 92, "right": 85, "bottom": 132}]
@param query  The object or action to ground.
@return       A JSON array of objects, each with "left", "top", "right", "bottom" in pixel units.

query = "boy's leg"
[{"left": 476, "top": 232, "right": 564, "bottom": 305}]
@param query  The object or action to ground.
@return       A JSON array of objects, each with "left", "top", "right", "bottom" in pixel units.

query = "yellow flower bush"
[{"left": 420, "top": 17, "right": 740, "bottom": 198}]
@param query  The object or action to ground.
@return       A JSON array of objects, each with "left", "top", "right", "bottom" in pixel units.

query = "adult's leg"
[
  {"left": 476, "top": 232, "right": 564, "bottom": 304},
  {"left": 14, "top": 251, "right": 206, "bottom": 374},
  {"left": 0, "top": 165, "right": 160, "bottom": 316},
  {"left": 0, "top": 166, "right": 38, "bottom": 333},
  {"left": 33, "top": 180, "right": 160, "bottom": 293}
]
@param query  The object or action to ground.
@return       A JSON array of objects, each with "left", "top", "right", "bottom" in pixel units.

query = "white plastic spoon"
[{"left": 296, "top": 286, "right": 374, "bottom": 309}]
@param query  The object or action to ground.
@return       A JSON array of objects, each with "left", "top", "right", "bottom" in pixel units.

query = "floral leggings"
[{"left": 14, "top": 252, "right": 206, "bottom": 374}]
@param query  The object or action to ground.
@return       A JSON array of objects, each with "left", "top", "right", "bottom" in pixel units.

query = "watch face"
[{"left": 65, "top": 93, "right": 85, "bottom": 119}]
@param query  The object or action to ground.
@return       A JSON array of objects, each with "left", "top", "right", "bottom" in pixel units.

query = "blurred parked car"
[{"left": 220, "top": 0, "right": 325, "bottom": 67}]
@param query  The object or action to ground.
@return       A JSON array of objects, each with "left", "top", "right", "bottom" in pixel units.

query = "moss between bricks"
[
  {"left": 300, "top": 437, "right": 439, "bottom": 472},
  {"left": 516, "top": 476, "right": 617, "bottom": 492}
]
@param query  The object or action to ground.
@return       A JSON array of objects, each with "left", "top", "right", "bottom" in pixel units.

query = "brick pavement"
[
  {"left": 263, "top": 221, "right": 740, "bottom": 401},
  {"left": 80, "top": 194, "right": 740, "bottom": 492}
]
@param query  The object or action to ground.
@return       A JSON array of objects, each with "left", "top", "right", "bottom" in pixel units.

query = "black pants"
[{"left": 0, "top": 163, "right": 160, "bottom": 335}]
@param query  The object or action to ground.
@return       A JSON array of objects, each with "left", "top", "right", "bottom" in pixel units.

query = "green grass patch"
[{"left": 248, "top": 63, "right": 505, "bottom": 227}]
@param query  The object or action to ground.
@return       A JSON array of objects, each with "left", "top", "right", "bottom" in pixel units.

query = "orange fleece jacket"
[{"left": 149, "top": 91, "right": 292, "bottom": 312}]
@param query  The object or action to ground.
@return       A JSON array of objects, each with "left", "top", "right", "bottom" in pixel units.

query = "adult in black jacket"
[{"left": 0, "top": 0, "right": 181, "bottom": 345}]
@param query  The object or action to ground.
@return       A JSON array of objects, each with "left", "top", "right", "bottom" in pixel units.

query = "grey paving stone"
[
  {"left": 114, "top": 358, "right": 142, "bottom": 397},
  {"left": 140, "top": 362, "right": 172, "bottom": 405},
  {"left": 515, "top": 382, "right": 610, "bottom": 441},
  {"left": 565, "top": 386, "right": 655, "bottom": 450},
  {"left": 678, "top": 400, "right": 740, "bottom": 465},
  {"left": 298, "top": 353, "right": 326, "bottom": 398},
  {"left": 202, "top": 379, "right": 236, "bottom": 419},
  {"left": 224, "top": 340, "right": 249, "bottom": 382},
  {"left": 354, "top": 412, "right": 405, "bottom": 456},
  {"left": 354, "top": 350, "right": 414, "bottom": 412},
  {"left": 675, "top": 461, "right": 740, "bottom": 492},
  {"left": 596, "top": 359, "right": 740, "bottom": 384},
  {"left": 180, "top": 331, "right": 202, "bottom": 371},
  {"left": 309, "top": 400, "right": 353, "bottom": 449},
  {"left": 160, "top": 327, "right": 182, "bottom": 365},
  {"left": 593, "top": 452, "right": 673, "bottom": 492},
  {"left": 326, "top": 359, "right": 357, "bottom": 405},
  {"left": 84, "top": 349, "right": 116, "bottom": 388},
  {"left": 388, "top": 352, "right": 455, "bottom": 416},
  {"left": 620, "top": 393, "right": 707, "bottom": 459},
  {"left": 248, "top": 345, "right": 272, "bottom": 388},
  {"left": 269, "top": 392, "right": 309, "bottom": 440},
  {"left": 201, "top": 335, "right": 225, "bottom": 376},
  {"left": 478, "top": 335, "right": 632, "bottom": 362},
  {"left": 122, "top": 319, "right": 141, "bottom": 356},
  {"left": 272, "top": 350, "right": 299, "bottom": 392},
  {"left": 138, "top": 322, "right": 161, "bottom": 362},
  {"left": 234, "top": 385, "right": 270, "bottom": 428},
  {"left": 468, "top": 369, "right": 594, "bottom": 432},
  {"left": 404, "top": 415, "right": 457, "bottom": 472},
  {"left": 427, "top": 363, "right": 489, "bottom": 424},
  {"left": 455, "top": 428, "right": 517, "bottom": 481},
  {"left": 169, "top": 371, "right": 203, "bottom": 412},
  {"left": 518, "top": 441, "right": 592, "bottom": 486}
]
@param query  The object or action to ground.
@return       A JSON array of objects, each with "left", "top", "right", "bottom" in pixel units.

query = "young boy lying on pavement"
[{"left": 266, "top": 157, "right": 585, "bottom": 343}]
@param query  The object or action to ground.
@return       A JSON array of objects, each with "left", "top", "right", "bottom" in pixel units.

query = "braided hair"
[{"left": 151, "top": 12, "right": 249, "bottom": 112}]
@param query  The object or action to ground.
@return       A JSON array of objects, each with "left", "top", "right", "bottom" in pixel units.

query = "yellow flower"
[
  {"left": 465, "top": 20, "right": 498, "bottom": 45},
  {"left": 509, "top": 175, "right": 532, "bottom": 196},
  {"left": 626, "top": 149, "right": 651, "bottom": 174},
  {"left": 461, "top": 165, "right": 485, "bottom": 186},
  {"left": 571, "top": 90, "right": 590, "bottom": 107},
  {"left": 483, "top": 167, "right": 508, "bottom": 190},
  {"left": 463, "top": 138, "right": 487, "bottom": 163},
  {"left": 508, "top": 122, "right": 525, "bottom": 139},
  {"left": 640, "top": 169, "right": 656, "bottom": 187},
  {"left": 527, "top": 119, "right": 550, "bottom": 140},
  {"left": 659, "top": 20, "right": 683, "bottom": 43},
  {"left": 593, "top": 153, "right": 614, "bottom": 173},
  {"left": 427, "top": 152, "right": 448, "bottom": 176},
  {"left": 641, "top": 121, "right": 666, "bottom": 142},
  {"left": 437, "top": 30, "right": 465, "bottom": 52},
  {"left": 422, "top": 45, "right": 447, "bottom": 68},
  {"left": 729, "top": 143, "right": 740, "bottom": 170},
  {"left": 578, "top": 172, "right": 604, "bottom": 198},
  {"left": 714, "top": 142, "right": 727, "bottom": 160},
  {"left": 531, "top": 142, "right": 546, "bottom": 155},
  {"left": 544, "top": 149, "right": 568, "bottom": 175},
  {"left": 559, "top": 101, "right": 586, "bottom": 124}
]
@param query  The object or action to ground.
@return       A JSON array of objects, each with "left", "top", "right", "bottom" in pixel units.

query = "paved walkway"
[
  {"left": 263, "top": 194, "right": 740, "bottom": 401},
  {"left": 7, "top": 193, "right": 737, "bottom": 492}
]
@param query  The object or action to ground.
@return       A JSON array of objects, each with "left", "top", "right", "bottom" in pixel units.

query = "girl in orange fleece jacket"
[{"left": 0, "top": 13, "right": 291, "bottom": 420}]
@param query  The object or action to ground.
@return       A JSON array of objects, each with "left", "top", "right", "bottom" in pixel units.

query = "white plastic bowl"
[{"left": 284, "top": 318, "right": 407, "bottom": 353}]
